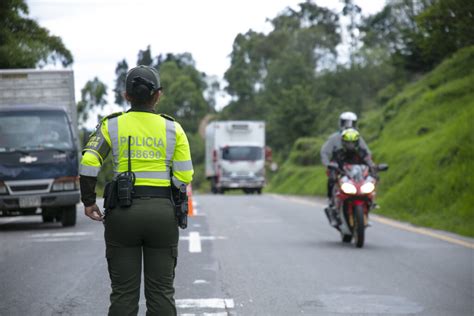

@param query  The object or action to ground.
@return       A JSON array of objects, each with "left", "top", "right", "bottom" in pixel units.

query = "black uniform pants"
[{"left": 104, "top": 197, "right": 178, "bottom": 316}]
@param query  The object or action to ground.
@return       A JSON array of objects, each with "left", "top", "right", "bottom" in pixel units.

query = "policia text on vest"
[{"left": 79, "top": 64, "right": 194, "bottom": 316}]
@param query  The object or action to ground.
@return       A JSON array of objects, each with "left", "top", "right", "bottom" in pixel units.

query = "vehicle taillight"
[
  {"left": 52, "top": 176, "right": 79, "bottom": 191},
  {"left": 212, "top": 149, "right": 217, "bottom": 162}
]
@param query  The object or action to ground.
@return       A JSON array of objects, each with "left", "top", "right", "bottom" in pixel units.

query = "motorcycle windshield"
[{"left": 345, "top": 164, "right": 368, "bottom": 181}]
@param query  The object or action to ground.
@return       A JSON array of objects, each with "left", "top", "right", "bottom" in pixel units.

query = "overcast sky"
[{"left": 27, "top": 0, "right": 385, "bottom": 118}]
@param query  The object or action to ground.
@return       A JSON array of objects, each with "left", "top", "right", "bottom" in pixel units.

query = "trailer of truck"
[
  {"left": 205, "top": 120, "right": 266, "bottom": 194},
  {"left": 0, "top": 69, "right": 80, "bottom": 226}
]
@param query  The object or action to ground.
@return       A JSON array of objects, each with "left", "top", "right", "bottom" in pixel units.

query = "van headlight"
[
  {"left": 341, "top": 182, "right": 357, "bottom": 194},
  {"left": 52, "top": 177, "right": 79, "bottom": 191},
  {"left": 255, "top": 168, "right": 265, "bottom": 177},
  {"left": 360, "top": 182, "right": 375, "bottom": 194}
]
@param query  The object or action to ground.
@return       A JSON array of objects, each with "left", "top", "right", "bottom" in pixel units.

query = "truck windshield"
[
  {"left": 222, "top": 146, "right": 263, "bottom": 161},
  {"left": 0, "top": 110, "right": 74, "bottom": 151}
]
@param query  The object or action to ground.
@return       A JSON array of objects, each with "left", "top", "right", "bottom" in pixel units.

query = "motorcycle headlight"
[
  {"left": 360, "top": 182, "right": 375, "bottom": 194},
  {"left": 341, "top": 182, "right": 357, "bottom": 195}
]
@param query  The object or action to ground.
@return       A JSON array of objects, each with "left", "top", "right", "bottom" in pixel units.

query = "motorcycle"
[{"left": 325, "top": 163, "right": 388, "bottom": 248}]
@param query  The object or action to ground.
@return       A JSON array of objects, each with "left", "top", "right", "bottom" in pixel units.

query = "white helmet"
[{"left": 339, "top": 112, "right": 358, "bottom": 129}]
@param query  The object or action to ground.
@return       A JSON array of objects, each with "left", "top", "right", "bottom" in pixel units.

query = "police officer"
[{"left": 79, "top": 65, "right": 193, "bottom": 315}]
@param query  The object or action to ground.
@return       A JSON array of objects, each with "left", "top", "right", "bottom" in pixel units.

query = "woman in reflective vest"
[{"left": 80, "top": 65, "right": 193, "bottom": 315}]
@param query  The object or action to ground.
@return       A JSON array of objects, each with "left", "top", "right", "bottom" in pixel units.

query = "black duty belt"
[{"left": 132, "top": 186, "right": 171, "bottom": 199}]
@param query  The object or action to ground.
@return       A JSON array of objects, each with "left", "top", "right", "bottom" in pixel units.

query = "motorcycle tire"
[{"left": 353, "top": 205, "right": 365, "bottom": 248}]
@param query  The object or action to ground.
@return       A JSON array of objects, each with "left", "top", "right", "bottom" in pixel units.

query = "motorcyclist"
[
  {"left": 323, "top": 128, "right": 376, "bottom": 226},
  {"left": 320, "top": 112, "right": 371, "bottom": 205}
]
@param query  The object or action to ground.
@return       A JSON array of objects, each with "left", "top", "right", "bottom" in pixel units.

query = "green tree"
[
  {"left": 77, "top": 77, "right": 108, "bottom": 127},
  {"left": 114, "top": 59, "right": 128, "bottom": 108},
  {"left": 342, "top": 0, "right": 362, "bottom": 65},
  {"left": 0, "top": 0, "right": 73, "bottom": 68},
  {"left": 137, "top": 45, "right": 153, "bottom": 66},
  {"left": 360, "top": 0, "right": 435, "bottom": 72},
  {"left": 416, "top": 0, "right": 474, "bottom": 67}
]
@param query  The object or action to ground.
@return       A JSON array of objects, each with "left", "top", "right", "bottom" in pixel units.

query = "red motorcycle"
[{"left": 325, "top": 163, "right": 388, "bottom": 248}]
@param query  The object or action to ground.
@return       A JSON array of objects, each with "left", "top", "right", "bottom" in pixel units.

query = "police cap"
[{"left": 126, "top": 65, "right": 161, "bottom": 96}]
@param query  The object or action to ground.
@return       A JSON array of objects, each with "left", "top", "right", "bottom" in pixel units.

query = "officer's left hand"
[{"left": 84, "top": 203, "right": 103, "bottom": 221}]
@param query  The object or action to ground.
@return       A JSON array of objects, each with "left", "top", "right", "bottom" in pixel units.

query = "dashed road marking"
[
  {"left": 179, "top": 232, "right": 227, "bottom": 253},
  {"left": 193, "top": 279, "right": 209, "bottom": 284},
  {"left": 176, "top": 298, "right": 234, "bottom": 309},
  {"left": 189, "top": 231, "right": 202, "bottom": 253}
]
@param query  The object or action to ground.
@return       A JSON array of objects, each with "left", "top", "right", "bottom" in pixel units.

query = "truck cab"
[
  {"left": 0, "top": 69, "right": 79, "bottom": 226},
  {"left": 205, "top": 121, "right": 266, "bottom": 194}
]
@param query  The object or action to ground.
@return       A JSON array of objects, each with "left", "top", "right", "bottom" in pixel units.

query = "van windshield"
[
  {"left": 0, "top": 110, "right": 74, "bottom": 151},
  {"left": 222, "top": 146, "right": 263, "bottom": 161}
]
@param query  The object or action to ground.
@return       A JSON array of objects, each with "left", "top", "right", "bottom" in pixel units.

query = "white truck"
[
  {"left": 0, "top": 69, "right": 80, "bottom": 226},
  {"left": 205, "top": 121, "right": 266, "bottom": 194}
]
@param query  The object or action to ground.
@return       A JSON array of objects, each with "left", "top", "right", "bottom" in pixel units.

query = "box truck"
[
  {"left": 205, "top": 121, "right": 265, "bottom": 194},
  {"left": 0, "top": 69, "right": 80, "bottom": 226}
]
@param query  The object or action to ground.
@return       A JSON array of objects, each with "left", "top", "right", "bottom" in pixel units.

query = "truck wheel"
[
  {"left": 256, "top": 188, "right": 262, "bottom": 195},
  {"left": 42, "top": 214, "right": 54, "bottom": 223},
  {"left": 61, "top": 205, "right": 76, "bottom": 227},
  {"left": 42, "top": 208, "right": 58, "bottom": 223},
  {"left": 211, "top": 178, "right": 218, "bottom": 194}
]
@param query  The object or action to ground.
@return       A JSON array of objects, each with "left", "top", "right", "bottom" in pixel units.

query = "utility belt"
[
  {"left": 103, "top": 181, "right": 171, "bottom": 209},
  {"left": 103, "top": 180, "right": 188, "bottom": 229}
]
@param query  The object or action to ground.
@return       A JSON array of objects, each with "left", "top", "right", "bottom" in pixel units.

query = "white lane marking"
[
  {"left": 31, "top": 238, "right": 90, "bottom": 242},
  {"left": 192, "top": 223, "right": 201, "bottom": 228},
  {"left": 274, "top": 194, "right": 474, "bottom": 249},
  {"left": 176, "top": 298, "right": 234, "bottom": 309},
  {"left": 189, "top": 231, "right": 202, "bottom": 253},
  {"left": 180, "top": 236, "right": 227, "bottom": 241},
  {"left": 193, "top": 279, "right": 209, "bottom": 284},
  {"left": 180, "top": 233, "right": 227, "bottom": 253},
  {"left": 180, "top": 314, "right": 227, "bottom": 316},
  {"left": 30, "top": 232, "right": 93, "bottom": 238}
]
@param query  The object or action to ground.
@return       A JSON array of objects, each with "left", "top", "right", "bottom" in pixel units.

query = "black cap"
[{"left": 125, "top": 65, "right": 161, "bottom": 95}]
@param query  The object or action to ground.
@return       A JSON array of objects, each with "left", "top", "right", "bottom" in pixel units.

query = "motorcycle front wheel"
[{"left": 353, "top": 205, "right": 365, "bottom": 248}]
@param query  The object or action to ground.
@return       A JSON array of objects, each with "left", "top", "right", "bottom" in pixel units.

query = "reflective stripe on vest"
[
  {"left": 165, "top": 119, "right": 176, "bottom": 170},
  {"left": 80, "top": 164, "right": 100, "bottom": 177},
  {"left": 108, "top": 117, "right": 119, "bottom": 172}
]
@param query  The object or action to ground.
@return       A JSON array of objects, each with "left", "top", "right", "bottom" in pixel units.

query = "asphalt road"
[{"left": 0, "top": 194, "right": 472, "bottom": 316}]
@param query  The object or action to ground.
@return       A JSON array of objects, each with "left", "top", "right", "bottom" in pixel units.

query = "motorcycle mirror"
[{"left": 377, "top": 163, "right": 389, "bottom": 172}]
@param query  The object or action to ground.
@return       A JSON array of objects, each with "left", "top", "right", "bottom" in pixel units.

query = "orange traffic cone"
[{"left": 187, "top": 184, "right": 194, "bottom": 216}]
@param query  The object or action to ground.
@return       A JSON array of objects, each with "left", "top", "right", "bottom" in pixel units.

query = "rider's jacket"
[
  {"left": 331, "top": 147, "right": 375, "bottom": 170},
  {"left": 320, "top": 131, "right": 371, "bottom": 167}
]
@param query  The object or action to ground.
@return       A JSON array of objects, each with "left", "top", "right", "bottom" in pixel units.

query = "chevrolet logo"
[{"left": 19, "top": 156, "right": 38, "bottom": 164}]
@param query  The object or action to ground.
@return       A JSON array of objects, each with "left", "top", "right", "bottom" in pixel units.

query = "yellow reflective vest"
[{"left": 80, "top": 111, "right": 193, "bottom": 187}]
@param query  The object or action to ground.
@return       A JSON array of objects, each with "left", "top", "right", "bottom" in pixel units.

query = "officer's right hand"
[{"left": 84, "top": 203, "right": 103, "bottom": 221}]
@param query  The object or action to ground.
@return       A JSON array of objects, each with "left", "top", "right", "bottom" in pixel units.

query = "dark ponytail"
[{"left": 129, "top": 76, "right": 156, "bottom": 105}]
